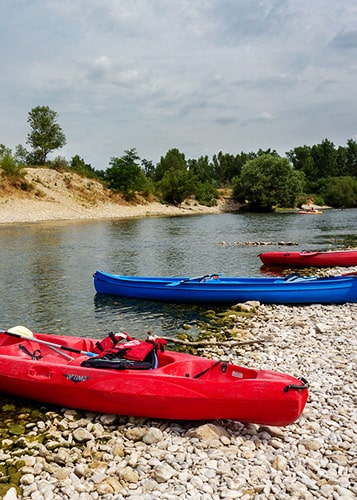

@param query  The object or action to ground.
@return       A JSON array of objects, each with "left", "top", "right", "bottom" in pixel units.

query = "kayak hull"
[
  {"left": 93, "top": 270, "right": 357, "bottom": 305},
  {"left": 0, "top": 331, "right": 308, "bottom": 426}
]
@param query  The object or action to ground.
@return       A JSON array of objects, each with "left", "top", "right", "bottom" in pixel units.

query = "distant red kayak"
[
  {"left": 259, "top": 250, "right": 357, "bottom": 268},
  {"left": 298, "top": 210, "right": 323, "bottom": 214}
]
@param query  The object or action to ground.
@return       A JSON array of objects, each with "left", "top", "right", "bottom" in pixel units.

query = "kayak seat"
[
  {"left": 81, "top": 344, "right": 158, "bottom": 369},
  {"left": 156, "top": 353, "right": 177, "bottom": 367},
  {"left": 159, "top": 361, "right": 194, "bottom": 376},
  {"left": 80, "top": 339, "right": 162, "bottom": 370},
  {"left": 81, "top": 357, "right": 155, "bottom": 370}
]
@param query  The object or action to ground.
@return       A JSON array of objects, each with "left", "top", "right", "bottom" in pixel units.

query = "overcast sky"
[{"left": 1, "top": 0, "right": 357, "bottom": 169}]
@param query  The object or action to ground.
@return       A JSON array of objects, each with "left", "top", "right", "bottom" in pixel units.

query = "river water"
[{"left": 1, "top": 209, "right": 356, "bottom": 339}]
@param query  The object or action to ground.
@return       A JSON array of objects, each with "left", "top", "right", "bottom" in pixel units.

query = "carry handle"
[{"left": 283, "top": 377, "right": 309, "bottom": 392}]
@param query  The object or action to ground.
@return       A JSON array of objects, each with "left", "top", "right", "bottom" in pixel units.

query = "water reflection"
[
  {"left": 93, "top": 294, "right": 222, "bottom": 339},
  {"left": 0, "top": 209, "right": 356, "bottom": 338}
]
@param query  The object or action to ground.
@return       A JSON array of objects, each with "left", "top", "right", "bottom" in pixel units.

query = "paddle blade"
[
  {"left": 7, "top": 326, "right": 34, "bottom": 338},
  {"left": 166, "top": 281, "right": 182, "bottom": 287}
]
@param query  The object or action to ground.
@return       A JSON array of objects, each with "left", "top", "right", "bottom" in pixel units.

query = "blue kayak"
[{"left": 93, "top": 271, "right": 357, "bottom": 305}]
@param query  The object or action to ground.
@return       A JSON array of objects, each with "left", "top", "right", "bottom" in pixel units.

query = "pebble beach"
[{"left": 1, "top": 296, "right": 356, "bottom": 499}]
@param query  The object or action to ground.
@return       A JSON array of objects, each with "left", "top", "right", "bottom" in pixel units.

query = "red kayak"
[
  {"left": 259, "top": 250, "right": 357, "bottom": 268},
  {"left": 298, "top": 210, "right": 323, "bottom": 214},
  {"left": 0, "top": 326, "right": 309, "bottom": 426}
]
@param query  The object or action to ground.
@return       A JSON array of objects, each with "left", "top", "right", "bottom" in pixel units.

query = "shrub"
[
  {"left": 194, "top": 182, "right": 219, "bottom": 206},
  {"left": 0, "top": 153, "right": 26, "bottom": 178}
]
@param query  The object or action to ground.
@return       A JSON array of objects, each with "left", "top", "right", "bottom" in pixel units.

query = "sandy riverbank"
[
  {"left": 0, "top": 197, "right": 237, "bottom": 224},
  {"left": 0, "top": 168, "right": 240, "bottom": 224}
]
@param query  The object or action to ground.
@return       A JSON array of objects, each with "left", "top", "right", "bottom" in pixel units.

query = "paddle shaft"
[
  {"left": 2, "top": 330, "right": 97, "bottom": 357},
  {"left": 168, "top": 274, "right": 220, "bottom": 286},
  {"left": 47, "top": 345, "right": 74, "bottom": 360}
]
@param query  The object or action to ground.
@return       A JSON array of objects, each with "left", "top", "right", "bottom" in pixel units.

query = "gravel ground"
[{"left": 1, "top": 298, "right": 356, "bottom": 499}]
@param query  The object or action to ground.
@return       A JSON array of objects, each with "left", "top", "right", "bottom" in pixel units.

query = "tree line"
[{"left": 1, "top": 105, "right": 357, "bottom": 210}]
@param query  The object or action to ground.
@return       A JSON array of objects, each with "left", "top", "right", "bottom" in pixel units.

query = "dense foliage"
[
  {"left": 232, "top": 155, "right": 305, "bottom": 211},
  {"left": 104, "top": 149, "right": 150, "bottom": 200},
  {"left": 1, "top": 105, "right": 357, "bottom": 210}
]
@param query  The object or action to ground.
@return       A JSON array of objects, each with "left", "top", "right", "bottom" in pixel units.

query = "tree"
[
  {"left": 310, "top": 139, "right": 338, "bottom": 179},
  {"left": 0, "top": 144, "right": 11, "bottom": 158},
  {"left": 14, "top": 144, "right": 30, "bottom": 165},
  {"left": 153, "top": 148, "right": 187, "bottom": 182},
  {"left": 287, "top": 145, "right": 314, "bottom": 175},
  {"left": 105, "top": 148, "right": 148, "bottom": 195},
  {"left": 141, "top": 158, "right": 155, "bottom": 178},
  {"left": 157, "top": 168, "right": 195, "bottom": 205},
  {"left": 233, "top": 154, "right": 304, "bottom": 210},
  {"left": 211, "top": 151, "right": 253, "bottom": 186},
  {"left": 211, "top": 151, "right": 235, "bottom": 186},
  {"left": 69, "top": 155, "right": 97, "bottom": 178},
  {"left": 344, "top": 138, "right": 357, "bottom": 177},
  {"left": 27, "top": 105, "right": 66, "bottom": 165},
  {"left": 319, "top": 176, "right": 357, "bottom": 208},
  {"left": 336, "top": 145, "right": 348, "bottom": 176},
  {"left": 187, "top": 155, "right": 214, "bottom": 184},
  {"left": 0, "top": 146, "right": 26, "bottom": 177}
]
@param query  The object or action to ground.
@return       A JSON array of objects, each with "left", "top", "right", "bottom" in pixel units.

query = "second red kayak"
[{"left": 259, "top": 250, "right": 357, "bottom": 268}]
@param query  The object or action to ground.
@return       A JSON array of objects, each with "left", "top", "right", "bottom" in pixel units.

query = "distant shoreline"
[
  {"left": 0, "top": 197, "right": 239, "bottom": 225},
  {"left": 0, "top": 167, "right": 334, "bottom": 225}
]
